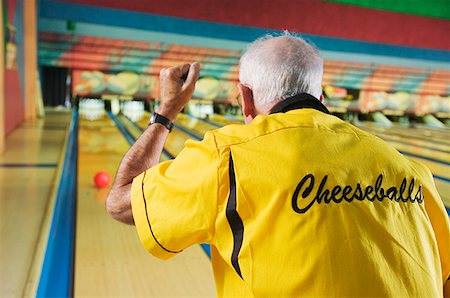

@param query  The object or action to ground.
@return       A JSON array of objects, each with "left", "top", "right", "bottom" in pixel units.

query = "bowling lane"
[
  {"left": 75, "top": 114, "right": 215, "bottom": 296},
  {"left": 366, "top": 135, "right": 450, "bottom": 163},
  {"left": 360, "top": 128, "right": 450, "bottom": 152},
  {"left": 358, "top": 129, "right": 449, "bottom": 153},
  {"left": 435, "top": 180, "right": 450, "bottom": 209},
  {"left": 360, "top": 122, "right": 450, "bottom": 138},
  {"left": 359, "top": 123, "right": 450, "bottom": 146}
]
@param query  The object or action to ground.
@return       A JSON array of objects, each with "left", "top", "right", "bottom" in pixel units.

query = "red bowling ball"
[{"left": 94, "top": 171, "right": 111, "bottom": 188}]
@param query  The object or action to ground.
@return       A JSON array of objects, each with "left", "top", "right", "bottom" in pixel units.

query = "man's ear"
[{"left": 238, "top": 83, "right": 257, "bottom": 124}]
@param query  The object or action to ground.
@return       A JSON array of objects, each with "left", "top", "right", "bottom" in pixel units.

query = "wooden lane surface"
[
  {"left": 359, "top": 129, "right": 450, "bottom": 153},
  {"left": 434, "top": 180, "right": 450, "bottom": 208},
  {"left": 359, "top": 130, "right": 449, "bottom": 152},
  {"left": 0, "top": 111, "right": 70, "bottom": 297},
  {"left": 360, "top": 123, "right": 450, "bottom": 146},
  {"left": 360, "top": 122, "right": 450, "bottom": 138},
  {"left": 75, "top": 114, "right": 215, "bottom": 297}
]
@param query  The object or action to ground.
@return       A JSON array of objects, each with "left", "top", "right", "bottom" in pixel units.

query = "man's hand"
[{"left": 157, "top": 63, "right": 200, "bottom": 121}]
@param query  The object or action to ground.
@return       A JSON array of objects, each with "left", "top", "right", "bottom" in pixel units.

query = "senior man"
[{"left": 107, "top": 34, "right": 450, "bottom": 297}]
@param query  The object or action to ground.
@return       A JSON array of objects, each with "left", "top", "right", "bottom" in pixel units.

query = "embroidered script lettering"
[{"left": 292, "top": 174, "right": 423, "bottom": 214}]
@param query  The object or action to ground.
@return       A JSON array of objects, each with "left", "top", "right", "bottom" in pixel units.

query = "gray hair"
[{"left": 239, "top": 33, "right": 323, "bottom": 112}]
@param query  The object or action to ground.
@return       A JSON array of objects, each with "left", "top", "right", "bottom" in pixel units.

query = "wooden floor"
[
  {"left": 1, "top": 109, "right": 449, "bottom": 297},
  {"left": 0, "top": 110, "right": 70, "bottom": 297}
]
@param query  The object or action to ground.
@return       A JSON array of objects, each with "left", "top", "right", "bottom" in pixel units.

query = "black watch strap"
[{"left": 148, "top": 112, "right": 173, "bottom": 132}]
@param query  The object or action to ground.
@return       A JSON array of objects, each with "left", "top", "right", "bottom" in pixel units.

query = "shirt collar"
[{"left": 269, "top": 93, "right": 330, "bottom": 115}]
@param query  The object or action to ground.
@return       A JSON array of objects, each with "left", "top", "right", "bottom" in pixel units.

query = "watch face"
[{"left": 150, "top": 114, "right": 156, "bottom": 123}]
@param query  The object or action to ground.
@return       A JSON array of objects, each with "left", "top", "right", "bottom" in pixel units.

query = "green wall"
[{"left": 325, "top": 0, "right": 450, "bottom": 19}]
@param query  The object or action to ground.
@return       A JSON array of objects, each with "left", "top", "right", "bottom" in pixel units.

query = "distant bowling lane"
[
  {"left": 359, "top": 129, "right": 449, "bottom": 153},
  {"left": 75, "top": 114, "right": 215, "bottom": 297},
  {"left": 434, "top": 180, "right": 450, "bottom": 208},
  {"left": 360, "top": 123, "right": 450, "bottom": 147}
]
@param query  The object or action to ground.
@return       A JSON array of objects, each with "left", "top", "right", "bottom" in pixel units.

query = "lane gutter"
[{"left": 37, "top": 110, "right": 78, "bottom": 297}]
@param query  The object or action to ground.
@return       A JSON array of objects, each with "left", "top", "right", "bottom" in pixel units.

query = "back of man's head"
[{"left": 239, "top": 33, "right": 323, "bottom": 113}]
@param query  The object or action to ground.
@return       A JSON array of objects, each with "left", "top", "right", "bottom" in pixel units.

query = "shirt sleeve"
[{"left": 131, "top": 131, "right": 219, "bottom": 260}]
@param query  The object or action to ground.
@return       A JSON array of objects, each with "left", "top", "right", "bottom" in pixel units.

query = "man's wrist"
[{"left": 155, "top": 105, "right": 178, "bottom": 122}]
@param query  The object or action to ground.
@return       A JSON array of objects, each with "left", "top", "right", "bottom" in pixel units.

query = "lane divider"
[
  {"left": 118, "top": 114, "right": 211, "bottom": 257},
  {"left": 433, "top": 175, "right": 450, "bottom": 184},
  {"left": 37, "top": 110, "right": 78, "bottom": 297},
  {"left": 108, "top": 112, "right": 136, "bottom": 145}
]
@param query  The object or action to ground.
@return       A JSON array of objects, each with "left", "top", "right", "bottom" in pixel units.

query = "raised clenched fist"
[{"left": 157, "top": 62, "right": 200, "bottom": 121}]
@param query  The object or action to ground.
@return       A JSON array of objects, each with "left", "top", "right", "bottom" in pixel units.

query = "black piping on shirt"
[
  {"left": 141, "top": 171, "right": 182, "bottom": 254},
  {"left": 225, "top": 153, "right": 244, "bottom": 279}
]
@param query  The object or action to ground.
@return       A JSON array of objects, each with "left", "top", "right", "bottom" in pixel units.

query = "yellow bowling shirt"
[{"left": 131, "top": 95, "right": 450, "bottom": 297}]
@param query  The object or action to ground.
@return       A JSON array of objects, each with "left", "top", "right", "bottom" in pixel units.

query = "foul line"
[{"left": 0, "top": 163, "right": 57, "bottom": 168}]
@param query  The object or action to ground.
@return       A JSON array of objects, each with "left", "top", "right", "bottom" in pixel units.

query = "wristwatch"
[{"left": 148, "top": 112, "right": 173, "bottom": 132}]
